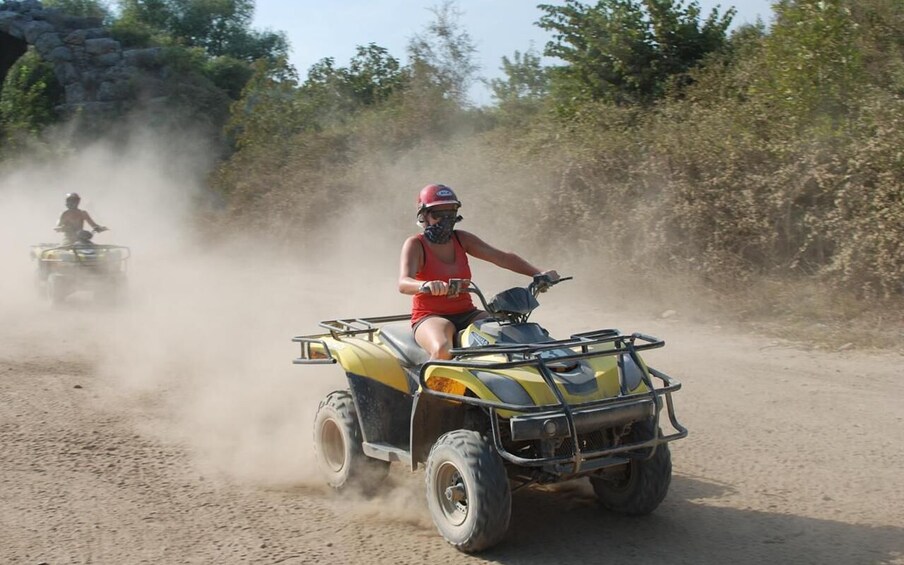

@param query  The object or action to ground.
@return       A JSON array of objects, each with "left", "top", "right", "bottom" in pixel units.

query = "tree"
[
  {"left": 226, "top": 57, "right": 304, "bottom": 151},
  {"left": 757, "top": 0, "right": 863, "bottom": 129},
  {"left": 537, "top": 0, "right": 735, "bottom": 105},
  {"left": 489, "top": 49, "right": 550, "bottom": 124},
  {"left": 115, "top": 0, "right": 287, "bottom": 61},
  {"left": 0, "top": 49, "right": 63, "bottom": 145},
  {"left": 407, "top": 0, "right": 479, "bottom": 105},
  {"left": 300, "top": 44, "right": 404, "bottom": 118}
]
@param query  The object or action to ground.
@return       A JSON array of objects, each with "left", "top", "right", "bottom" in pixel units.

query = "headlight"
[{"left": 621, "top": 355, "right": 645, "bottom": 390}]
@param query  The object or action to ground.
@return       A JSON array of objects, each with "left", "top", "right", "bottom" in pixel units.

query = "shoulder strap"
[{"left": 416, "top": 233, "right": 427, "bottom": 268}]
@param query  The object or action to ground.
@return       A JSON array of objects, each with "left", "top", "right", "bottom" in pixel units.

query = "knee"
[{"left": 427, "top": 339, "right": 453, "bottom": 360}]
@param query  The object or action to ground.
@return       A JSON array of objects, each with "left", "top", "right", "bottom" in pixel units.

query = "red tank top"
[{"left": 411, "top": 232, "right": 475, "bottom": 325}]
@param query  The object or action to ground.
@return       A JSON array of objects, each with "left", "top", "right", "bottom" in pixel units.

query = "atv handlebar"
[
  {"left": 529, "top": 274, "right": 573, "bottom": 296},
  {"left": 417, "top": 276, "right": 572, "bottom": 318},
  {"left": 443, "top": 276, "right": 572, "bottom": 314}
]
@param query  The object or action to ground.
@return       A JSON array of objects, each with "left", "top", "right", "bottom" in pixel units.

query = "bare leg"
[{"left": 414, "top": 317, "right": 457, "bottom": 360}]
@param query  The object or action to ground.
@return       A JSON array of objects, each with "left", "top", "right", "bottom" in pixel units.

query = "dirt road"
[{"left": 2, "top": 286, "right": 902, "bottom": 565}]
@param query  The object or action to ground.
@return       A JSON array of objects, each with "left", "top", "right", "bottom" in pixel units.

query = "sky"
[{"left": 252, "top": 1, "right": 776, "bottom": 105}]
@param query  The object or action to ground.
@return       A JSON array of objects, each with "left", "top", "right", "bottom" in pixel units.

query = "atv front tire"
[
  {"left": 313, "top": 390, "right": 389, "bottom": 493},
  {"left": 590, "top": 419, "right": 671, "bottom": 515},
  {"left": 425, "top": 430, "right": 511, "bottom": 553}
]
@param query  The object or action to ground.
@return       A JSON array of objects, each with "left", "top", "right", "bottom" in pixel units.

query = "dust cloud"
[
  {"left": 0, "top": 126, "right": 680, "bottom": 517},
  {"left": 0, "top": 131, "right": 408, "bottom": 491}
]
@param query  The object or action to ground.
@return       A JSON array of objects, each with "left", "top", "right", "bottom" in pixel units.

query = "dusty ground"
[{"left": 2, "top": 281, "right": 902, "bottom": 565}]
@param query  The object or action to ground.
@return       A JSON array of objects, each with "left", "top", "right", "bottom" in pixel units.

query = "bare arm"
[
  {"left": 398, "top": 236, "right": 425, "bottom": 295},
  {"left": 82, "top": 211, "right": 101, "bottom": 230},
  {"left": 399, "top": 236, "right": 456, "bottom": 296},
  {"left": 457, "top": 230, "right": 546, "bottom": 277}
]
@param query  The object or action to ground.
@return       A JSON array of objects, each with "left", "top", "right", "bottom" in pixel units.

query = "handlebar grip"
[{"left": 447, "top": 278, "right": 462, "bottom": 298}]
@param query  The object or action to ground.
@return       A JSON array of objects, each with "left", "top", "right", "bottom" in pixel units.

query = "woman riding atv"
[{"left": 398, "top": 184, "right": 558, "bottom": 360}]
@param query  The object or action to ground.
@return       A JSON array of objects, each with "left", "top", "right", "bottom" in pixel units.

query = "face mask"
[
  {"left": 424, "top": 216, "right": 458, "bottom": 244},
  {"left": 66, "top": 201, "right": 78, "bottom": 210}
]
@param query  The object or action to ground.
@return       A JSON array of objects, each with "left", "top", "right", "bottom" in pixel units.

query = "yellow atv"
[
  {"left": 30, "top": 229, "right": 129, "bottom": 307},
  {"left": 293, "top": 276, "right": 687, "bottom": 553}
]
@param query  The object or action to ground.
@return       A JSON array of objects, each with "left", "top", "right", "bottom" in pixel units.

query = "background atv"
[
  {"left": 293, "top": 276, "right": 687, "bottom": 552},
  {"left": 31, "top": 229, "right": 130, "bottom": 307}
]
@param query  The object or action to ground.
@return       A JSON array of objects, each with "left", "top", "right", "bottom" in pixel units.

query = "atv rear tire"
[
  {"left": 313, "top": 390, "right": 389, "bottom": 493},
  {"left": 425, "top": 430, "right": 511, "bottom": 553},
  {"left": 590, "top": 419, "right": 671, "bottom": 515}
]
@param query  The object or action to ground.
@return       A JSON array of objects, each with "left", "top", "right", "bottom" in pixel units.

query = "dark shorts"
[{"left": 412, "top": 309, "right": 483, "bottom": 335}]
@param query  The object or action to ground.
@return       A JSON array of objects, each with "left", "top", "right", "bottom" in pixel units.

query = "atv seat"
[{"left": 379, "top": 322, "right": 430, "bottom": 368}]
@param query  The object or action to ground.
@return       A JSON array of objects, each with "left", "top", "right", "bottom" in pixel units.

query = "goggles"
[{"left": 427, "top": 208, "right": 459, "bottom": 220}]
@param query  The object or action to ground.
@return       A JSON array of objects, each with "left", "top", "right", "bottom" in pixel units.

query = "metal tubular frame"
[
  {"left": 292, "top": 316, "right": 688, "bottom": 475},
  {"left": 38, "top": 244, "right": 132, "bottom": 272}
]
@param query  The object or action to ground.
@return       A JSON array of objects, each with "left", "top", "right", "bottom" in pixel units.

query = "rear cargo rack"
[
  {"left": 315, "top": 314, "right": 411, "bottom": 341},
  {"left": 292, "top": 314, "right": 411, "bottom": 364}
]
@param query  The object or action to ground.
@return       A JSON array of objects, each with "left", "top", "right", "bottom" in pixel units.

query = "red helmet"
[{"left": 416, "top": 184, "right": 460, "bottom": 216}]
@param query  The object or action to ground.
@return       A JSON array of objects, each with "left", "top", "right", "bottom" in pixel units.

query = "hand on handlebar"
[
  {"left": 532, "top": 271, "right": 572, "bottom": 293},
  {"left": 419, "top": 280, "right": 448, "bottom": 296},
  {"left": 93, "top": 226, "right": 108, "bottom": 233},
  {"left": 418, "top": 279, "right": 470, "bottom": 298},
  {"left": 533, "top": 270, "right": 560, "bottom": 293}
]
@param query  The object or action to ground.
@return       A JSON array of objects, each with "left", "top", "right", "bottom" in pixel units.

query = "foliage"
[
  {"left": 4, "top": 0, "right": 903, "bottom": 305},
  {"left": 225, "top": 57, "right": 305, "bottom": 152},
  {"left": 488, "top": 49, "right": 550, "bottom": 126},
  {"left": 43, "top": 0, "right": 110, "bottom": 19},
  {"left": 115, "top": 0, "right": 288, "bottom": 62},
  {"left": 299, "top": 44, "right": 405, "bottom": 125},
  {"left": 755, "top": 0, "right": 864, "bottom": 132},
  {"left": 537, "top": 0, "right": 735, "bottom": 106},
  {"left": 407, "top": 0, "right": 479, "bottom": 105},
  {"left": 0, "top": 49, "right": 63, "bottom": 148}
]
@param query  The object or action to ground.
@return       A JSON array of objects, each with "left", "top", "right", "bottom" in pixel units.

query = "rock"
[
  {"left": 22, "top": 19, "right": 52, "bottom": 42},
  {"left": 65, "top": 82, "right": 87, "bottom": 104},
  {"left": 33, "top": 30, "right": 62, "bottom": 54},
  {"left": 84, "top": 37, "right": 119, "bottom": 55},
  {"left": 53, "top": 61, "right": 80, "bottom": 83},
  {"left": 661, "top": 309, "right": 678, "bottom": 319},
  {"left": 97, "top": 81, "right": 123, "bottom": 101},
  {"left": 94, "top": 51, "right": 122, "bottom": 67},
  {"left": 0, "top": 2, "right": 202, "bottom": 126},
  {"left": 63, "top": 28, "right": 87, "bottom": 45},
  {"left": 0, "top": 12, "right": 22, "bottom": 31},
  {"left": 47, "top": 45, "right": 73, "bottom": 63},
  {"left": 123, "top": 47, "right": 163, "bottom": 69},
  {"left": 837, "top": 342, "right": 854, "bottom": 351}
]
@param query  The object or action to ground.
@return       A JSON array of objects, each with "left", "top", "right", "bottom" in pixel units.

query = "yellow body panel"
[
  {"left": 422, "top": 351, "right": 650, "bottom": 417},
  {"left": 312, "top": 328, "right": 652, "bottom": 404},
  {"left": 318, "top": 336, "right": 410, "bottom": 393}
]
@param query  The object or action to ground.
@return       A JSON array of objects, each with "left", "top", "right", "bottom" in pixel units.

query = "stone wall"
[{"left": 0, "top": 0, "right": 167, "bottom": 117}]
